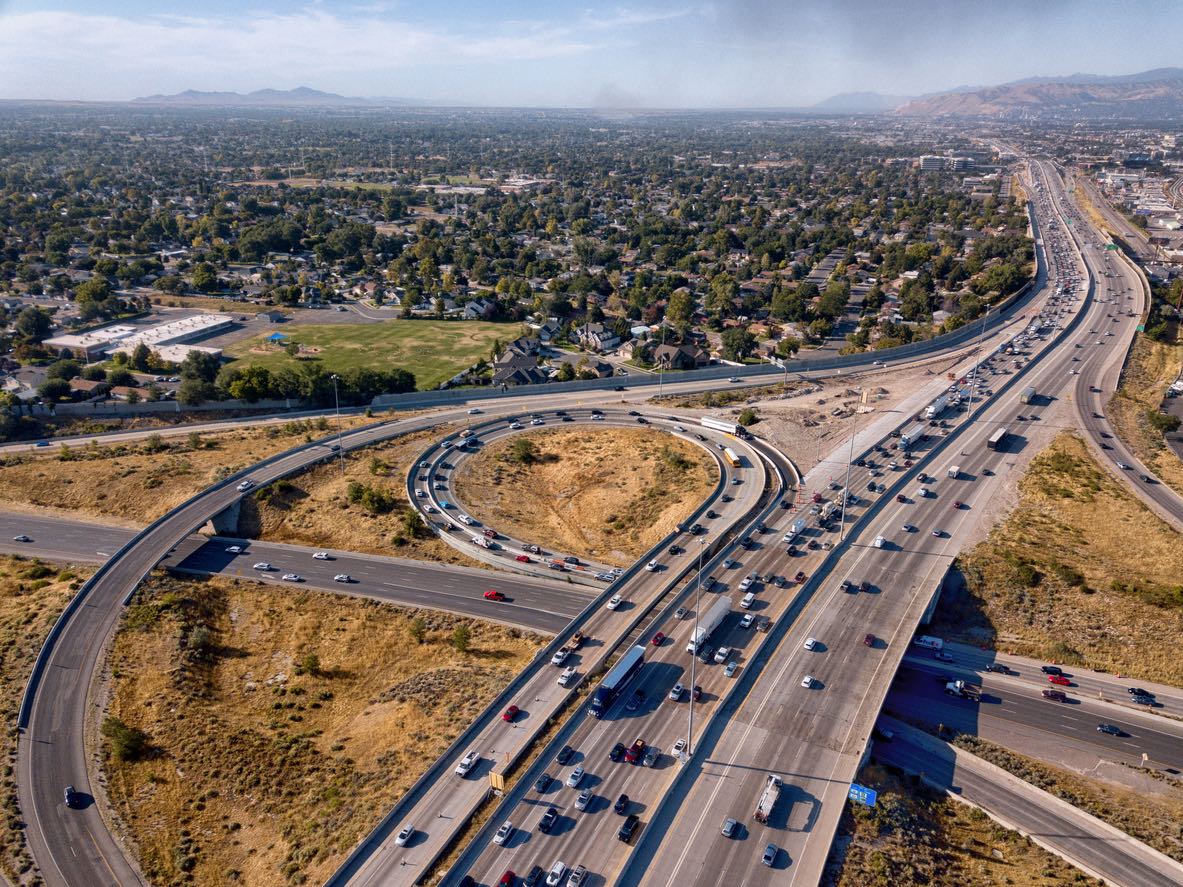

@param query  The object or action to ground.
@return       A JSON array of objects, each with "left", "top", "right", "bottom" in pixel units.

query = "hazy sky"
[{"left": 0, "top": 0, "right": 1179, "bottom": 106}]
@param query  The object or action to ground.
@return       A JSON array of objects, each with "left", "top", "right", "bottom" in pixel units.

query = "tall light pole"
[
  {"left": 966, "top": 306, "right": 991, "bottom": 406},
  {"left": 658, "top": 325, "right": 667, "bottom": 398},
  {"left": 838, "top": 430, "right": 856, "bottom": 543},
  {"left": 330, "top": 373, "right": 343, "bottom": 475},
  {"left": 685, "top": 536, "right": 707, "bottom": 758}
]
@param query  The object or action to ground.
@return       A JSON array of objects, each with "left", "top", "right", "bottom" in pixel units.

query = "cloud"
[
  {"left": 0, "top": 7, "right": 599, "bottom": 100},
  {"left": 581, "top": 5, "right": 697, "bottom": 30}
]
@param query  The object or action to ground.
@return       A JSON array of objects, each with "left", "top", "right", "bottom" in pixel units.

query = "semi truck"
[
  {"left": 589, "top": 645, "right": 646, "bottom": 718},
  {"left": 782, "top": 517, "right": 807, "bottom": 544},
  {"left": 923, "top": 394, "right": 949, "bottom": 420},
  {"left": 912, "top": 634, "right": 944, "bottom": 651},
  {"left": 947, "top": 465, "right": 961, "bottom": 479},
  {"left": 945, "top": 679, "right": 980, "bottom": 701},
  {"left": 900, "top": 424, "right": 927, "bottom": 450},
  {"left": 819, "top": 500, "right": 838, "bottom": 520},
  {"left": 1020, "top": 386, "right": 1037, "bottom": 404},
  {"left": 686, "top": 598, "right": 731, "bottom": 654},
  {"left": 754, "top": 774, "right": 782, "bottom": 823},
  {"left": 701, "top": 416, "right": 744, "bottom": 437},
  {"left": 986, "top": 427, "right": 1008, "bottom": 451}
]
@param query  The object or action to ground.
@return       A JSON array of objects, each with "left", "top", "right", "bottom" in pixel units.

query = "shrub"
[
  {"left": 102, "top": 716, "right": 150, "bottom": 761},
  {"left": 452, "top": 624, "right": 471, "bottom": 653},
  {"left": 737, "top": 407, "right": 758, "bottom": 426},
  {"left": 409, "top": 617, "right": 427, "bottom": 644},
  {"left": 294, "top": 652, "right": 321, "bottom": 676},
  {"left": 1015, "top": 562, "right": 1041, "bottom": 587}
]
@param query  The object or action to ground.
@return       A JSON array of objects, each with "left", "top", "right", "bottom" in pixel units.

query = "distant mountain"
[
  {"left": 131, "top": 87, "right": 431, "bottom": 107},
  {"left": 897, "top": 67, "right": 1183, "bottom": 120},
  {"left": 813, "top": 91, "right": 912, "bottom": 113}
]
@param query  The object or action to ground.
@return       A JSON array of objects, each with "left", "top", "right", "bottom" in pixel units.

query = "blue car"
[{"left": 439, "top": 501, "right": 453, "bottom": 509}]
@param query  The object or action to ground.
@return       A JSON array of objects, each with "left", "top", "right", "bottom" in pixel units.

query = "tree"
[
  {"left": 775, "top": 336, "right": 802, "bottom": 359},
  {"left": 191, "top": 262, "right": 219, "bottom": 293},
  {"left": 38, "top": 378, "right": 72, "bottom": 401},
  {"left": 177, "top": 378, "right": 215, "bottom": 406},
  {"left": 452, "top": 624, "right": 471, "bottom": 653},
  {"left": 666, "top": 288, "right": 693, "bottom": 335},
  {"left": 81, "top": 365, "right": 107, "bottom": 382},
  {"left": 720, "top": 327, "right": 756, "bottom": 362},
  {"left": 738, "top": 407, "right": 758, "bottom": 426},
  {"left": 131, "top": 343, "right": 151, "bottom": 372},
  {"left": 409, "top": 616, "right": 427, "bottom": 644},
  {"left": 46, "top": 359, "right": 81, "bottom": 382},
  {"left": 74, "top": 276, "right": 114, "bottom": 321},
  {"left": 107, "top": 368, "right": 135, "bottom": 387},
  {"left": 180, "top": 350, "right": 220, "bottom": 384},
  {"left": 14, "top": 307, "right": 52, "bottom": 344},
  {"left": 555, "top": 362, "right": 575, "bottom": 382}
]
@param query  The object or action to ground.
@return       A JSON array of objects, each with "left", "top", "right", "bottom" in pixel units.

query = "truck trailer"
[
  {"left": 1020, "top": 386, "right": 1037, "bottom": 405},
  {"left": 900, "top": 423, "right": 927, "bottom": 450},
  {"left": 923, "top": 394, "right": 949, "bottom": 420},
  {"left": 589, "top": 645, "right": 646, "bottom": 718},
  {"left": 686, "top": 598, "right": 731, "bottom": 654},
  {"left": 701, "top": 416, "right": 743, "bottom": 437},
  {"left": 912, "top": 634, "right": 944, "bottom": 651}
]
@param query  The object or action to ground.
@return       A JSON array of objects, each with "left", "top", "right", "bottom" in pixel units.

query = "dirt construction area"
[
  {"left": 102, "top": 573, "right": 543, "bottom": 887},
  {"left": 453, "top": 426, "right": 718, "bottom": 567}
]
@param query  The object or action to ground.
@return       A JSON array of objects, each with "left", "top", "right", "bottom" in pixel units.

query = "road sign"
[
  {"left": 848, "top": 783, "right": 878, "bottom": 807},
  {"left": 489, "top": 772, "right": 505, "bottom": 792}
]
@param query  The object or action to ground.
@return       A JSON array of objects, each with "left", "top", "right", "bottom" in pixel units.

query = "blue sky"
[{"left": 0, "top": 0, "right": 1180, "bottom": 106}]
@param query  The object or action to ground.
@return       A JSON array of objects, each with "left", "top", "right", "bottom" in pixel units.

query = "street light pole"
[
  {"left": 838, "top": 430, "right": 856, "bottom": 542},
  {"left": 686, "top": 536, "right": 706, "bottom": 758},
  {"left": 330, "top": 374, "right": 343, "bottom": 475},
  {"left": 967, "top": 306, "right": 991, "bottom": 406}
]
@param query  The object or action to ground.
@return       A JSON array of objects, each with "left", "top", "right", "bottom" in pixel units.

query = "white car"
[
  {"left": 312, "top": 551, "right": 330, "bottom": 560},
  {"left": 333, "top": 574, "right": 352, "bottom": 583},
  {"left": 455, "top": 749, "right": 479, "bottom": 777},
  {"left": 590, "top": 414, "right": 604, "bottom": 421},
  {"left": 574, "top": 789, "right": 592, "bottom": 811},
  {"left": 282, "top": 573, "right": 302, "bottom": 582},
  {"left": 415, "top": 489, "right": 428, "bottom": 499},
  {"left": 672, "top": 738, "right": 687, "bottom": 757},
  {"left": 423, "top": 505, "right": 436, "bottom": 513},
  {"left": 713, "top": 646, "right": 731, "bottom": 664},
  {"left": 225, "top": 545, "right": 242, "bottom": 553},
  {"left": 236, "top": 480, "right": 254, "bottom": 492},
  {"left": 738, "top": 575, "right": 754, "bottom": 591},
  {"left": 873, "top": 535, "right": 885, "bottom": 549},
  {"left": 675, "top": 607, "right": 688, "bottom": 619},
  {"left": 467, "top": 407, "right": 482, "bottom": 414},
  {"left": 645, "top": 560, "right": 660, "bottom": 572},
  {"left": 668, "top": 682, "right": 684, "bottom": 701},
  {"left": 781, "top": 532, "right": 796, "bottom": 543},
  {"left": 801, "top": 675, "right": 814, "bottom": 688},
  {"left": 739, "top": 613, "right": 754, "bottom": 629},
  {"left": 594, "top": 572, "right": 613, "bottom": 581},
  {"left": 458, "top": 514, "right": 475, "bottom": 526},
  {"left": 493, "top": 820, "right": 514, "bottom": 845},
  {"left": 252, "top": 562, "right": 272, "bottom": 571},
  {"left": 510, "top": 422, "right": 523, "bottom": 430},
  {"left": 395, "top": 824, "right": 414, "bottom": 846},
  {"left": 557, "top": 667, "right": 577, "bottom": 687},
  {"left": 803, "top": 637, "right": 817, "bottom": 651},
  {"left": 551, "top": 647, "right": 571, "bottom": 666},
  {"left": 531, "top": 418, "right": 544, "bottom": 426},
  {"left": 566, "top": 767, "right": 585, "bottom": 788},
  {"left": 724, "top": 661, "right": 739, "bottom": 678},
  {"left": 606, "top": 594, "right": 623, "bottom": 610}
]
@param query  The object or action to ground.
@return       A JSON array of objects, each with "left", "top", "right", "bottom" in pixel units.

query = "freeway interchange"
[{"left": 14, "top": 158, "right": 1183, "bottom": 887}]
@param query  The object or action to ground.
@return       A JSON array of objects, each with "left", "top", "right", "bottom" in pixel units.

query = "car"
[
  {"left": 931, "top": 528, "right": 942, "bottom": 537},
  {"left": 721, "top": 494, "right": 732, "bottom": 503},
  {"left": 545, "top": 862, "right": 567, "bottom": 887},
  {"left": 618, "top": 813, "right": 640, "bottom": 843},
  {"left": 1048, "top": 674, "right": 1071, "bottom": 686},
  {"left": 934, "top": 651, "right": 954, "bottom": 662},
  {"left": 952, "top": 501, "right": 964, "bottom": 509},
  {"left": 864, "top": 633, "right": 875, "bottom": 647},
  {"left": 668, "top": 682, "right": 684, "bottom": 701},
  {"left": 609, "top": 742, "right": 626, "bottom": 761},
  {"left": 566, "top": 767, "right": 585, "bottom": 788},
  {"left": 625, "top": 739, "right": 645, "bottom": 763},
  {"left": 901, "top": 523, "right": 915, "bottom": 533},
  {"left": 606, "top": 594, "right": 623, "bottom": 610},
  {"left": 1097, "top": 723, "right": 1123, "bottom": 736},
  {"left": 1140, "top": 474, "right": 1154, "bottom": 483},
  {"left": 1126, "top": 687, "right": 1152, "bottom": 697},
  {"left": 236, "top": 480, "right": 255, "bottom": 492},
  {"left": 801, "top": 675, "right": 814, "bottom": 688},
  {"left": 671, "top": 738, "right": 688, "bottom": 759},
  {"left": 642, "top": 746, "right": 659, "bottom": 767},
  {"left": 395, "top": 824, "right": 415, "bottom": 846},
  {"left": 553, "top": 745, "right": 576, "bottom": 767},
  {"left": 493, "top": 820, "right": 515, "bottom": 846},
  {"left": 456, "top": 749, "right": 480, "bottom": 777},
  {"left": 333, "top": 574, "right": 352, "bottom": 583},
  {"left": 762, "top": 844, "right": 778, "bottom": 867},
  {"left": 873, "top": 535, "right": 885, "bottom": 549},
  {"left": 651, "top": 631, "right": 666, "bottom": 647},
  {"left": 645, "top": 559, "right": 659, "bottom": 572},
  {"left": 724, "top": 661, "right": 739, "bottom": 677},
  {"left": 1131, "top": 694, "right": 1155, "bottom": 706},
  {"left": 721, "top": 817, "right": 739, "bottom": 838},
  {"left": 557, "top": 666, "right": 577, "bottom": 687},
  {"left": 1042, "top": 689, "right": 1068, "bottom": 702},
  {"left": 574, "top": 789, "right": 592, "bottom": 811},
  {"left": 804, "top": 637, "right": 818, "bottom": 651},
  {"left": 614, "top": 793, "right": 631, "bottom": 814},
  {"left": 794, "top": 571, "right": 806, "bottom": 583},
  {"left": 728, "top": 376, "right": 740, "bottom": 383},
  {"left": 984, "top": 663, "right": 1008, "bottom": 673},
  {"left": 625, "top": 689, "right": 646, "bottom": 711},
  {"left": 1040, "top": 665, "right": 1063, "bottom": 676},
  {"left": 896, "top": 494, "right": 907, "bottom": 504},
  {"left": 551, "top": 647, "right": 571, "bottom": 666},
  {"left": 669, "top": 544, "right": 684, "bottom": 555},
  {"left": 252, "top": 562, "right": 272, "bottom": 571},
  {"left": 515, "top": 554, "right": 532, "bottom": 563},
  {"left": 675, "top": 607, "right": 688, "bottom": 619},
  {"left": 531, "top": 418, "right": 544, "bottom": 426},
  {"left": 713, "top": 647, "right": 731, "bottom": 664},
  {"left": 738, "top": 575, "right": 754, "bottom": 591},
  {"left": 502, "top": 705, "right": 520, "bottom": 722},
  {"left": 281, "top": 573, "right": 302, "bottom": 582},
  {"left": 63, "top": 784, "right": 79, "bottom": 808},
  {"left": 509, "top": 421, "right": 523, "bottom": 430},
  {"left": 698, "top": 644, "right": 714, "bottom": 663},
  {"left": 485, "top": 589, "right": 507, "bottom": 602},
  {"left": 312, "top": 551, "right": 331, "bottom": 560},
  {"left": 692, "top": 684, "right": 703, "bottom": 701},
  {"left": 739, "top": 613, "right": 754, "bottom": 629},
  {"left": 225, "top": 544, "right": 242, "bottom": 553}
]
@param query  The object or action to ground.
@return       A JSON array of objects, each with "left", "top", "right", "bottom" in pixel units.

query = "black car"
[
  {"left": 635, "top": 416, "right": 647, "bottom": 424},
  {"left": 1126, "top": 687, "right": 1152, "bottom": 697},
  {"left": 562, "top": 416, "right": 574, "bottom": 422},
  {"left": 537, "top": 807, "right": 559, "bottom": 834},
  {"left": 555, "top": 745, "right": 575, "bottom": 765},
  {"left": 609, "top": 742, "right": 626, "bottom": 762},
  {"left": 555, "top": 410, "right": 567, "bottom": 416},
  {"left": 63, "top": 785, "right": 79, "bottom": 808},
  {"left": 1040, "top": 665, "right": 1063, "bottom": 676},
  {"left": 706, "top": 509, "right": 717, "bottom": 519},
  {"left": 721, "top": 494, "right": 732, "bottom": 503},
  {"left": 984, "top": 664, "right": 1009, "bottom": 674},
  {"left": 628, "top": 410, "right": 640, "bottom": 416},
  {"left": 523, "top": 866, "right": 545, "bottom": 887},
  {"left": 534, "top": 773, "right": 552, "bottom": 793},
  {"left": 1097, "top": 723, "right": 1123, "bottom": 736},
  {"left": 614, "top": 793, "right": 630, "bottom": 814},
  {"left": 625, "top": 689, "right": 646, "bottom": 711},
  {"left": 614, "top": 385, "right": 626, "bottom": 391},
  {"left": 617, "top": 814, "right": 640, "bottom": 843}
]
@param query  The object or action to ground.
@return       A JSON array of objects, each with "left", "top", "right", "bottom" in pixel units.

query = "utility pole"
[
  {"left": 331, "top": 374, "right": 344, "bottom": 474},
  {"left": 686, "top": 536, "right": 706, "bottom": 757}
]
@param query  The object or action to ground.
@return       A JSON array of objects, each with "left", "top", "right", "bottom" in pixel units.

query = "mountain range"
[{"left": 132, "top": 86, "right": 428, "bottom": 107}]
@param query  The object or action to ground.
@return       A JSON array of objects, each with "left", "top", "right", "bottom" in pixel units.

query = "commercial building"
[{"left": 44, "top": 314, "right": 232, "bottom": 363}]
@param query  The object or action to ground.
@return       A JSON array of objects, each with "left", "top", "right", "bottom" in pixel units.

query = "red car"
[
  {"left": 794, "top": 571, "right": 806, "bottom": 583},
  {"left": 498, "top": 872, "right": 515, "bottom": 887},
  {"left": 1047, "top": 675, "right": 1071, "bottom": 686},
  {"left": 502, "top": 705, "right": 520, "bottom": 722},
  {"left": 904, "top": 460, "right": 913, "bottom": 467},
  {"left": 484, "top": 589, "right": 505, "bottom": 601},
  {"left": 896, "top": 494, "right": 906, "bottom": 503},
  {"left": 811, "top": 492, "right": 822, "bottom": 503},
  {"left": 952, "top": 501, "right": 964, "bottom": 509},
  {"left": 651, "top": 632, "right": 665, "bottom": 646},
  {"left": 514, "top": 554, "right": 531, "bottom": 563},
  {"left": 863, "top": 633, "right": 875, "bottom": 647}
]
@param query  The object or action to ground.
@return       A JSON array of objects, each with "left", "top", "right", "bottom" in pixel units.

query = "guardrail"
[{"left": 324, "top": 431, "right": 770, "bottom": 886}]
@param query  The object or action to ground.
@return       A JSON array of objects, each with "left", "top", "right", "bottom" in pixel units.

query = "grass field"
[
  {"left": 224, "top": 319, "right": 520, "bottom": 390},
  {"left": 827, "top": 762, "right": 1097, "bottom": 887},
  {"left": 103, "top": 573, "right": 543, "bottom": 887},
  {"left": 453, "top": 427, "right": 718, "bottom": 566},
  {"left": 933, "top": 432, "right": 1183, "bottom": 684},
  {"left": 1107, "top": 330, "right": 1183, "bottom": 497},
  {"left": 0, "top": 556, "right": 89, "bottom": 883}
]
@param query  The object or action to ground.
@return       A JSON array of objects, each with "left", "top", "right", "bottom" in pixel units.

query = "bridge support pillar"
[
  {"left": 920, "top": 564, "right": 962, "bottom": 625},
  {"left": 202, "top": 500, "right": 242, "bottom": 537}
]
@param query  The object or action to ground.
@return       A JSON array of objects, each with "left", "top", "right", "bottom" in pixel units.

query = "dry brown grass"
[
  {"left": 0, "top": 416, "right": 371, "bottom": 525},
  {"left": 934, "top": 432, "right": 1183, "bottom": 684},
  {"left": 102, "top": 573, "right": 543, "bottom": 887},
  {"left": 1107, "top": 332, "right": 1183, "bottom": 497},
  {"left": 452, "top": 427, "right": 718, "bottom": 566},
  {"left": 952, "top": 735, "right": 1183, "bottom": 864},
  {"left": 827, "top": 762, "right": 1098, "bottom": 887},
  {"left": 250, "top": 425, "right": 480, "bottom": 566},
  {"left": 0, "top": 556, "right": 91, "bottom": 883},
  {"left": 148, "top": 295, "right": 271, "bottom": 314}
]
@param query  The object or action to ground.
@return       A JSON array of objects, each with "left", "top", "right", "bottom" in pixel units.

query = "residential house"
[
  {"left": 463, "top": 297, "right": 497, "bottom": 320},
  {"left": 576, "top": 322, "right": 621, "bottom": 352},
  {"left": 653, "top": 343, "right": 710, "bottom": 370}
]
